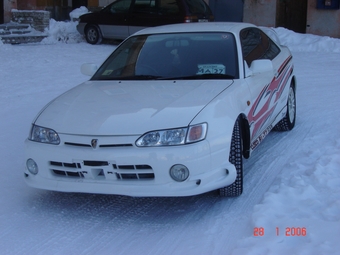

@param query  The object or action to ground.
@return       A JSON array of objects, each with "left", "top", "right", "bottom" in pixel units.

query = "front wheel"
[
  {"left": 85, "top": 25, "right": 102, "bottom": 45},
  {"left": 274, "top": 84, "right": 296, "bottom": 131},
  {"left": 219, "top": 119, "right": 243, "bottom": 197}
]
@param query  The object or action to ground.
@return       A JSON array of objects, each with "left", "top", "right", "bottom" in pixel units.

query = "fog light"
[
  {"left": 26, "top": 158, "right": 38, "bottom": 175},
  {"left": 170, "top": 164, "right": 189, "bottom": 182}
]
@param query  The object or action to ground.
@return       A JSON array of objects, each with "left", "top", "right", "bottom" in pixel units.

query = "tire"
[
  {"left": 85, "top": 25, "right": 102, "bottom": 45},
  {"left": 274, "top": 84, "right": 296, "bottom": 131},
  {"left": 219, "top": 119, "right": 243, "bottom": 197}
]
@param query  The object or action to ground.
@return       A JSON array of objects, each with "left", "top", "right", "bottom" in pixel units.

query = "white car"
[{"left": 24, "top": 22, "right": 296, "bottom": 197}]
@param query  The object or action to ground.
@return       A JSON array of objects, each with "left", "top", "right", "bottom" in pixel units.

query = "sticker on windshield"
[
  {"left": 102, "top": 70, "right": 113, "bottom": 76},
  {"left": 197, "top": 64, "right": 226, "bottom": 75}
]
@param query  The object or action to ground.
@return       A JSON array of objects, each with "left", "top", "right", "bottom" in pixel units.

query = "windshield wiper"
[{"left": 161, "top": 73, "right": 235, "bottom": 80}]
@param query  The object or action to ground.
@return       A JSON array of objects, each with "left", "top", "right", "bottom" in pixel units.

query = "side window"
[
  {"left": 110, "top": 0, "right": 133, "bottom": 13},
  {"left": 240, "top": 28, "right": 280, "bottom": 66},
  {"left": 132, "top": 0, "right": 157, "bottom": 13},
  {"left": 159, "top": 0, "right": 180, "bottom": 14}
]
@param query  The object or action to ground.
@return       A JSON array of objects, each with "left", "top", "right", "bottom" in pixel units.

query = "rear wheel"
[
  {"left": 219, "top": 119, "right": 243, "bottom": 197},
  {"left": 274, "top": 84, "right": 296, "bottom": 131},
  {"left": 85, "top": 25, "right": 102, "bottom": 45}
]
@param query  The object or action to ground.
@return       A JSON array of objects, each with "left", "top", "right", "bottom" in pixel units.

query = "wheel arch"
[
  {"left": 85, "top": 23, "right": 101, "bottom": 33},
  {"left": 290, "top": 75, "right": 297, "bottom": 91},
  {"left": 237, "top": 114, "right": 250, "bottom": 159}
]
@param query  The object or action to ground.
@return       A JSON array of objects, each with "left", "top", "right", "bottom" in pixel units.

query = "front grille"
[
  {"left": 116, "top": 173, "right": 155, "bottom": 180},
  {"left": 51, "top": 161, "right": 81, "bottom": 168},
  {"left": 64, "top": 142, "right": 133, "bottom": 148},
  {"left": 49, "top": 161, "right": 154, "bottom": 180},
  {"left": 83, "top": 161, "right": 108, "bottom": 167},
  {"left": 113, "top": 164, "right": 154, "bottom": 180},
  {"left": 99, "top": 144, "right": 133, "bottom": 148},
  {"left": 53, "top": 169, "right": 84, "bottom": 178},
  {"left": 50, "top": 161, "right": 83, "bottom": 178},
  {"left": 64, "top": 142, "right": 91, "bottom": 148}
]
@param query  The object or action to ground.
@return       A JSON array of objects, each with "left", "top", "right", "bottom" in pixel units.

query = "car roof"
[{"left": 133, "top": 22, "right": 257, "bottom": 36}]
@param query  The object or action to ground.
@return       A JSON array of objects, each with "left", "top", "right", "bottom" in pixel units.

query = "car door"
[
  {"left": 99, "top": 0, "right": 134, "bottom": 39},
  {"left": 128, "top": 0, "right": 184, "bottom": 35},
  {"left": 241, "top": 28, "right": 281, "bottom": 142}
]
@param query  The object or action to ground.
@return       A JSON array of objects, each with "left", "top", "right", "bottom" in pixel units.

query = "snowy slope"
[{"left": 0, "top": 20, "right": 339, "bottom": 255}]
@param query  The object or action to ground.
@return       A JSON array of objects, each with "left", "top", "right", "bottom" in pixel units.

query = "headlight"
[
  {"left": 136, "top": 123, "right": 207, "bottom": 147},
  {"left": 29, "top": 125, "right": 60, "bottom": 145}
]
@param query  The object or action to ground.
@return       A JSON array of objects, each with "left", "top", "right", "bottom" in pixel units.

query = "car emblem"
[{"left": 91, "top": 139, "right": 98, "bottom": 149}]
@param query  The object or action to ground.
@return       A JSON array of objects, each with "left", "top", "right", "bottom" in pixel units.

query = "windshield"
[{"left": 92, "top": 32, "right": 239, "bottom": 80}]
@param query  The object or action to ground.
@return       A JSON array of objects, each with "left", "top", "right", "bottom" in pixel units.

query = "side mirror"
[
  {"left": 81, "top": 63, "right": 98, "bottom": 76},
  {"left": 245, "top": 59, "right": 274, "bottom": 77}
]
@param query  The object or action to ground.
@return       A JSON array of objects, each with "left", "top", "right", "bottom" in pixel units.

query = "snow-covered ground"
[{"left": 0, "top": 18, "right": 339, "bottom": 255}]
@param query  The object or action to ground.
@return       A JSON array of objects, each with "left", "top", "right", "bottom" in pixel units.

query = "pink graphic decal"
[{"left": 248, "top": 57, "right": 293, "bottom": 142}]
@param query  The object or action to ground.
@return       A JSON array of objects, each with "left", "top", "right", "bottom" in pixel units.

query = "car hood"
[
  {"left": 79, "top": 12, "right": 101, "bottom": 23},
  {"left": 35, "top": 80, "right": 233, "bottom": 135}
]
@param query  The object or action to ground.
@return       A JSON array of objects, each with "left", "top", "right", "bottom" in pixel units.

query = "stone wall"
[{"left": 11, "top": 10, "right": 50, "bottom": 32}]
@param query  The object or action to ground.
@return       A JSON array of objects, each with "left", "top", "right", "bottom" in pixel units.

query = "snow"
[
  {"left": 69, "top": 6, "right": 89, "bottom": 21},
  {"left": 0, "top": 15, "right": 339, "bottom": 254},
  {"left": 275, "top": 27, "right": 340, "bottom": 53},
  {"left": 41, "top": 19, "right": 84, "bottom": 44}
]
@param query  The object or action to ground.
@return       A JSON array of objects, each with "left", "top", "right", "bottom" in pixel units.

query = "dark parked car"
[{"left": 77, "top": 0, "right": 214, "bottom": 44}]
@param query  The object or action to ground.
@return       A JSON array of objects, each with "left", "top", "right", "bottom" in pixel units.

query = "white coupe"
[{"left": 24, "top": 22, "right": 296, "bottom": 197}]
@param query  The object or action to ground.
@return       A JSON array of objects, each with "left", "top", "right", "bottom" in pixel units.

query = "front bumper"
[
  {"left": 24, "top": 134, "right": 236, "bottom": 197},
  {"left": 76, "top": 23, "right": 86, "bottom": 36}
]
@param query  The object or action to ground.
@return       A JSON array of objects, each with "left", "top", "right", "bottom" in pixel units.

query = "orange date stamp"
[{"left": 253, "top": 227, "right": 307, "bottom": 236}]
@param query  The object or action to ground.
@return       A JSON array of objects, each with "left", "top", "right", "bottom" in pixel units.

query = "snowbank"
[
  {"left": 69, "top": 6, "right": 89, "bottom": 20},
  {"left": 41, "top": 19, "right": 84, "bottom": 44},
  {"left": 40, "top": 7, "right": 89, "bottom": 44},
  {"left": 274, "top": 27, "right": 340, "bottom": 53}
]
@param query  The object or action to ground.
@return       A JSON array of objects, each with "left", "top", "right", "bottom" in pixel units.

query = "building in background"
[
  {"left": 243, "top": 0, "right": 340, "bottom": 39},
  {"left": 1, "top": 0, "right": 340, "bottom": 38}
]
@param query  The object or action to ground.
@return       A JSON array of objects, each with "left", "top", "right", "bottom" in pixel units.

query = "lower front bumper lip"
[{"left": 24, "top": 163, "right": 237, "bottom": 197}]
